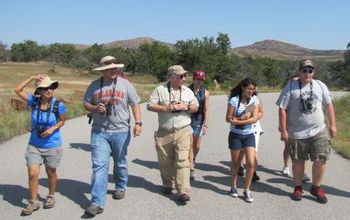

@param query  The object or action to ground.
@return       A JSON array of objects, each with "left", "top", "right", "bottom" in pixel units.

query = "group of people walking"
[{"left": 14, "top": 56, "right": 336, "bottom": 217}]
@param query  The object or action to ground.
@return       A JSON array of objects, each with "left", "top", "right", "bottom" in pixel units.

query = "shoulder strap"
[
  {"left": 31, "top": 96, "right": 39, "bottom": 110},
  {"left": 52, "top": 100, "right": 60, "bottom": 123}
]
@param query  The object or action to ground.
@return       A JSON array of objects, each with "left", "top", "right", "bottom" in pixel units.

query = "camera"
[
  {"left": 37, "top": 127, "right": 47, "bottom": 138},
  {"left": 171, "top": 101, "right": 181, "bottom": 113},
  {"left": 105, "top": 103, "right": 112, "bottom": 116},
  {"left": 300, "top": 97, "right": 314, "bottom": 113}
]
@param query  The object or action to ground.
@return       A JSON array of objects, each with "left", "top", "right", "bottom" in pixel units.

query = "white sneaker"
[
  {"left": 230, "top": 187, "right": 239, "bottom": 198},
  {"left": 243, "top": 189, "right": 254, "bottom": 203},
  {"left": 282, "top": 166, "right": 290, "bottom": 176}
]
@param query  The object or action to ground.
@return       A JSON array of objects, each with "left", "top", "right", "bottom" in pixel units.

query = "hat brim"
[
  {"left": 172, "top": 70, "right": 188, "bottom": 76},
  {"left": 94, "top": 63, "right": 125, "bottom": 71},
  {"left": 36, "top": 81, "right": 59, "bottom": 89}
]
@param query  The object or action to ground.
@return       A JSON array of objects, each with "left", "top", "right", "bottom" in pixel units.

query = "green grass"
[{"left": 332, "top": 95, "right": 350, "bottom": 159}]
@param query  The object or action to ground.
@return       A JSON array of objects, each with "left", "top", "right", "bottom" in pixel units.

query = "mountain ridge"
[{"left": 73, "top": 37, "right": 345, "bottom": 61}]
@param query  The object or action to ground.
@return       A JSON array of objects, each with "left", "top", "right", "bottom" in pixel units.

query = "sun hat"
[
  {"left": 94, "top": 55, "right": 125, "bottom": 71},
  {"left": 35, "top": 76, "right": 59, "bottom": 90},
  {"left": 193, "top": 70, "right": 206, "bottom": 80},
  {"left": 298, "top": 59, "right": 314, "bottom": 71},
  {"left": 168, "top": 65, "right": 187, "bottom": 76}
]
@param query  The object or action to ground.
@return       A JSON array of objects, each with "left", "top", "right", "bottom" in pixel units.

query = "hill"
[
  {"left": 231, "top": 40, "right": 345, "bottom": 61},
  {"left": 74, "top": 37, "right": 172, "bottom": 50},
  {"left": 73, "top": 37, "right": 345, "bottom": 61}
]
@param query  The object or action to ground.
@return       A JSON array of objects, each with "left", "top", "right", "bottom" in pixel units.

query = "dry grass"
[{"left": 0, "top": 61, "right": 157, "bottom": 143}]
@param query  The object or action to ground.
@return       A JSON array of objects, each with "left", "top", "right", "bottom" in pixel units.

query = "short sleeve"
[
  {"left": 229, "top": 96, "right": 238, "bottom": 108},
  {"left": 27, "top": 94, "right": 35, "bottom": 108},
  {"left": 58, "top": 102, "right": 67, "bottom": 116},
  {"left": 147, "top": 87, "right": 160, "bottom": 106},
  {"left": 317, "top": 80, "right": 332, "bottom": 106},
  {"left": 125, "top": 81, "right": 140, "bottom": 105},
  {"left": 276, "top": 84, "right": 291, "bottom": 110}
]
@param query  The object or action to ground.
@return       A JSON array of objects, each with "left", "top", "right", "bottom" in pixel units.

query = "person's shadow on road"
[
  {"left": 69, "top": 143, "right": 91, "bottom": 152},
  {"left": 0, "top": 184, "right": 29, "bottom": 208},
  {"left": 39, "top": 178, "right": 91, "bottom": 209}
]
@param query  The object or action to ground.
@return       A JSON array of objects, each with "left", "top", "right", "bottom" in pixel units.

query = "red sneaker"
[
  {"left": 291, "top": 186, "right": 303, "bottom": 201},
  {"left": 310, "top": 185, "right": 328, "bottom": 204}
]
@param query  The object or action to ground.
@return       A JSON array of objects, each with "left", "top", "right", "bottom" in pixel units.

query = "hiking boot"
[
  {"left": 252, "top": 171, "right": 260, "bottom": 182},
  {"left": 178, "top": 194, "right": 190, "bottom": 204},
  {"left": 302, "top": 174, "right": 310, "bottom": 182},
  {"left": 310, "top": 185, "right": 328, "bottom": 204},
  {"left": 282, "top": 166, "right": 290, "bottom": 176},
  {"left": 84, "top": 204, "right": 103, "bottom": 217},
  {"left": 237, "top": 166, "right": 244, "bottom": 176},
  {"left": 43, "top": 195, "right": 55, "bottom": 209},
  {"left": 230, "top": 187, "right": 238, "bottom": 198},
  {"left": 21, "top": 200, "right": 40, "bottom": 216},
  {"left": 291, "top": 186, "right": 303, "bottom": 201},
  {"left": 243, "top": 189, "right": 254, "bottom": 203},
  {"left": 113, "top": 190, "right": 125, "bottom": 200},
  {"left": 190, "top": 169, "right": 195, "bottom": 181},
  {"left": 163, "top": 187, "right": 173, "bottom": 195}
]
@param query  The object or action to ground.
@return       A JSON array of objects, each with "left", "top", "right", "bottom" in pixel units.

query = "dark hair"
[{"left": 229, "top": 77, "right": 256, "bottom": 99}]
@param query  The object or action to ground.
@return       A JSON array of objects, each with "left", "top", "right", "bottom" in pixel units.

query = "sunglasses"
[
  {"left": 40, "top": 85, "right": 56, "bottom": 91},
  {"left": 302, "top": 68, "right": 314, "bottom": 74},
  {"left": 178, "top": 74, "right": 187, "bottom": 79}
]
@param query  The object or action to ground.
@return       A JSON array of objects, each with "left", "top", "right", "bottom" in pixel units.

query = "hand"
[
  {"left": 280, "top": 130, "right": 289, "bottom": 142},
  {"left": 329, "top": 125, "right": 336, "bottom": 138},
  {"left": 229, "top": 117, "right": 239, "bottom": 125},
  {"left": 133, "top": 125, "right": 142, "bottom": 137},
  {"left": 241, "top": 112, "right": 252, "bottom": 120},
  {"left": 40, "top": 126, "right": 56, "bottom": 138},
  {"left": 201, "top": 125, "right": 208, "bottom": 135},
  {"left": 32, "top": 74, "right": 47, "bottom": 81},
  {"left": 96, "top": 102, "right": 106, "bottom": 113},
  {"left": 169, "top": 102, "right": 186, "bottom": 112}
]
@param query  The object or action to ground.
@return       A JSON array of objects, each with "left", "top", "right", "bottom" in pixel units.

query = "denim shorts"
[
  {"left": 191, "top": 124, "right": 203, "bottom": 137},
  {"left": 25, "top": 144, "right": 63, "bottom": 168},
  {"left": 289, "top": 129, "right": 331, "bottom": 161},
  {"left": 228, "top": 132, "right": 256, "bottom": 150}
]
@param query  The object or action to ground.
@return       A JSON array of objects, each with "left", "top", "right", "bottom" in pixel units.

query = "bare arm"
[
  {"left": 279, "top": 108, "right": 288, "bottom": 142},
  {"left": 131, "top": 103, "right": 142, "bottom": 137},
  {"left": 325, "top": 102, "right": 336, "bottom": 138},
  {"left": 203, "top": 90, "right": 209, "bottom": 127},
  {"left": 15, "top": 74, "right": 46, "bottom": 101}
]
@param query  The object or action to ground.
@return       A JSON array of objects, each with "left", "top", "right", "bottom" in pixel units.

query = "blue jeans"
[{"left": 90, "top": 130, "right": 130, "bottom": 207}]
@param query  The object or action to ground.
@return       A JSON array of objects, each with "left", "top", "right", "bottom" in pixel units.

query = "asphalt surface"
[{"left": 1, "top": 93, "right": 350, "bottom": 220}]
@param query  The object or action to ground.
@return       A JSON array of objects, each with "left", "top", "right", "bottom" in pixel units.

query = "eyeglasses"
[{"left": 302, "top": 68, "right": 314, "bottom": 74}]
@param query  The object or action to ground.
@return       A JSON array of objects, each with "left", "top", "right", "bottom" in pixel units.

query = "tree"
[
  {"left": 10, "top": 40, "right": 44, "bottom": 62},
  {"left": 47, "top": 43, "right": 78, "bottom": 65},
  {"left": 0, "top": 41, "right": 7, "bottom": 61}
]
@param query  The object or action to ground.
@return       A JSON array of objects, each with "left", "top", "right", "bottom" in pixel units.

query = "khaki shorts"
[
  {"left": 25, "top": 145, "right": 63, "bottom": 168},
  {"left": 289, "top": 129, "right": 331, "bottom": 161}
]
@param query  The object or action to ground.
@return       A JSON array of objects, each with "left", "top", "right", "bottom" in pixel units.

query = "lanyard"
[
  {"left": 35, "top": 99, "right": 52, "bottom": 129},
  {"left": 298, "top": 79, "right": 313, "bottom": 100},
  {"left": 167, "top": 82, "right": 182, "bottom": 103},
  {"left": 99, "top": 77, "right": 118, "bottom": 116}
]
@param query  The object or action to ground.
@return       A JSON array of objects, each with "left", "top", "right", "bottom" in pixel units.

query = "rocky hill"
[
  {"left": 231, "top": 40, "right": 345, "bottom": 61},
  {"left": 74, "top": 38, "right": 345, "bottom": 61}
]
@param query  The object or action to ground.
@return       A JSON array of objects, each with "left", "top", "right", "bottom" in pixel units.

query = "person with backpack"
[
  {"left": 15, "top": 75, "right": 66, "bottom": 216},
  {"left": 225, "top": 77, "right": 260, "bottom": 203},
  {"left": 188, "top": 70, "right": 209, "bottom": 180},
  {"left": 83, "top": 56, "right": 142, "bottom": 217},
  {"left": 276, "top": 59, "right": 336, "bottom": 204}
]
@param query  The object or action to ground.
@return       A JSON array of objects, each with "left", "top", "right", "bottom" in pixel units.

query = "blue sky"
[{"left": 0, "top": 0, "right": 349, "bottom": 50}]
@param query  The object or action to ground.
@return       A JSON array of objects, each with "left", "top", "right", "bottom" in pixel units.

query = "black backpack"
[{"left": 31, "top": 97, "right": 60, "bottom": 122}]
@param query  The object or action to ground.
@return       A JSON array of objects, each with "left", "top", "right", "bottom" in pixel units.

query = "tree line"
[{"left": 0, "top": 34, "right": 349, "bottom": 89}]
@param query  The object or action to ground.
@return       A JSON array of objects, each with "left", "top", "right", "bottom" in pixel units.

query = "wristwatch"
[{"left": 135, "top": 122, "right": 143, "bottom": 127}]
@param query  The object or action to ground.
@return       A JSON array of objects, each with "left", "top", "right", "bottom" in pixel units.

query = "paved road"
[{"left": 1, "top": 93, "right": 349, "bottom": 220}]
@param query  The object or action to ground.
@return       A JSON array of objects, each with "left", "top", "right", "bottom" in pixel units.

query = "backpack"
[{"left": 31, "top": 97, "right": 60, "bottom": 123}]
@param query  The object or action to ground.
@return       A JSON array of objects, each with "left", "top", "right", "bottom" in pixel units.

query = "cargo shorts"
[
  {"left": 289, "top": 129, "right": 331, "bottom": 161},
  {"left": 25, "top": 144, "right": 63, "bottom": 168}
]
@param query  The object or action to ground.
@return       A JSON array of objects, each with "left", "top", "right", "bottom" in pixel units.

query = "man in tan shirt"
[{"left": 147, "top": 65, "right": 198, "bottom": 204}]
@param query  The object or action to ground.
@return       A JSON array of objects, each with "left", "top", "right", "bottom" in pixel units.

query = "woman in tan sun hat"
[{"left": 15, "top": 74, "right": 67, "bottom": 216}]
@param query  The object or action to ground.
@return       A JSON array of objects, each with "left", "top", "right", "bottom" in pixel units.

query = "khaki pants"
[{"left": 154, "top": 126, "right": 191, "bottom": 195}]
